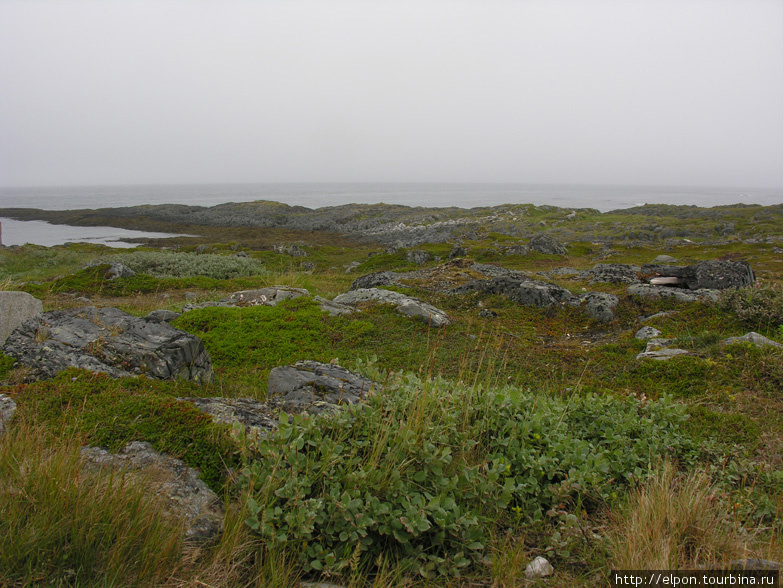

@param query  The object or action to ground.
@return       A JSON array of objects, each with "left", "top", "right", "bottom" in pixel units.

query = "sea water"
[{"left": 1, "top": 182, "right": 781, "bottom": 247}]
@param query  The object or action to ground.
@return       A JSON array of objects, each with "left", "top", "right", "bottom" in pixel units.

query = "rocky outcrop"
[
  {"left": 182, "top": 397, "right": 279, "bottom": 439},
  {"left": 579, "top": 292, "right": 620, "bottom": 323},
  {"left": 145, "top": 309, "right": 181, "bottom": 323},
  {"left": 182, "top": 286, "right": 353, "bottom": 317},
  {"left": 333, "top": 288, "right": 451, "bottom": 327},
  {"left": 628, "top": 284, "right": 719, "bottom": 303},
  {"left": 636, "top": 338, "right": 689, "bottom": 360},
  {"left": 1, "top": 291, "right": 43, "bottom": 345},
  {"left": 223, "top": 286, "right": 309, "bottom": 306},
  {"left": 2, "top": 307, "right": 213, "bottom": 383},
  {"left": 267, "top": 360, "right": 379, "bottom": 414},
  {"left": 635, "top": 326, "right": 662, "bottom": 340},
  {"left": 81, "top": 441, "right": 223, "bottom": 543},
  {"left": 0, "top": 393, "right": 16, "bottom": 437},
  {"left": 640, "top": 260, "right": 755, "bottom": 290},
  {"left": 350, "top": 271, "right": 402, "bottom": 291},
  {"left": 722, "top": 332, "right": 783, "bottom": 349},
  {"left": 406, "top": 249, "right": 434, "bottom": 265},
  {"left": 451, "top": 277, "right": 575, "bottom": 308},
  {"left": 578, "top": 263, "right": 640, "bottom": 285},
  {"left": 528, "top": 233, "right": 567, "bottom": 255}
]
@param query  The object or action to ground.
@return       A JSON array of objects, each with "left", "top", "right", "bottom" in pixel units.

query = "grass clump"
[
  {"left": 0, "top": 421, "right": 183, "bottom": 587},
  {"left": 239, "top": 371, "right": 693, "bottom": 579},
  {"left": 12, "top": 369, "right": 240, "bottom": 492},
  {"left": 107, "top": 249, "right": 269, "bottom": 280},
  {"left": 606, "top": 462, "right": 769, "bottom": 570}
]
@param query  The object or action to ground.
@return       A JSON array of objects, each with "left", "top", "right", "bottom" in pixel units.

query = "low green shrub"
[
  {"left": 239, "top": 372, "right": 693, "bottom": 578},
  {"left": 109, "top": 250, "right": 269, "bottom": 280},
  {"left": 718, "top": 282, "right": 783, "bottom": 331}
]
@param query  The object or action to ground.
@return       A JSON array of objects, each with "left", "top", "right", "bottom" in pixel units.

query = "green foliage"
[
  {"left": 173, "top": 298, "right": 375, "bottom": 395},
  {"left": 718, "top": 282, "right": 783, "bottom": 330},
  {"left": 239, "top": 372, "right": 693, "bottom": 578},
  {"left": 0, "top": 353, "right": 16, "bottom": 381},
  {"left": 13, "top": 369, "right": 240, "bottom": 492},
  {"left": 23, "top": 263, "right": 239, "bottom": 297},
  {"left": 108, "top": 250, "right": 269, "bottom": 279}
]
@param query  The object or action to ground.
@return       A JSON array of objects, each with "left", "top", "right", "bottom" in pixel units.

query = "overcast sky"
[{"left": 1, "top": 0, "right": 781, "bottom": 188}]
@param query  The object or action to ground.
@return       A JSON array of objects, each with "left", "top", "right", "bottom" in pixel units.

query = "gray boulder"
[
  {"left": 628, "top": 284, "right": 719, "bottom": 303},
  {"left": 1, "top": 291, "right": 43, "bottom": 345},
  {"left": 470, "top": 263, "right": 533, "bottom": 280},
  {"left": 273, "top": 243, "right": 308, "bottom": 257},
  {"left": 579, "top": 292, "right": 619, "bottom": 323},
  {"left": 722, "top": 332, "right": 783, "bottom": 349},
  {"left": 268, "top": 360, "right": 380, "bottom": 414},
  {"left": 85, "top": 261, "right": 136, "bottom": 280},
  {"left": 651, "top": 254, "right": 679, "bottom": 264},
  {"left": 635, "top": 326, "right": 663, "bottom": 340},
  {"left": 448, "top": 245, "right": 468, "bottom": 259},
  {"left": 223, "top": 286, "right": 309, "bottom": 306},
  {"left": 145, "top": 309, "right": 182, "bottom": 323},
  {"left": 350, "top": 271, "right": 402, "bottom": 291},
  {"left": 2, "top": 307, "right": 213, "bottom": 383},
  {"left": 334, "top": 288, "right": 450, "bottom": 327},
  {"left": 529, "top": 233, "right": 567, "bottom": 255},
  {"left": 81, "top": 441, "right": 223, "bottom": 543},
  {"left": 312, "top": 296, "right": 357, "bottom": 317},
  {"left": 640, "top": 260, "right": 755, "bottom": 290},
  {"left": 504, "top": 244, "right": 528, "bottom": 256},
  {"left": 579, "top": 263, "right": 640, "bottom": 285},
  {"left": 636, "top": 338, "right": 689, "bottom": 360},
  {"left": 406, "top": 249, "right": 433, "bottom": 265},
  {"left": 451, "top": 277, "right": 575, "bottom": 308},
  {"left": 181, "top": 397, "right": 279, "bottom": 439},
  {"left": 0, "top": 393, "right": 16, "bottom": 437}
]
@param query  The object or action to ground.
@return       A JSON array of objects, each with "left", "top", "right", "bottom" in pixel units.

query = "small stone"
[
  {"left": 0, "top": 291, "right": 43, "bottom": 345},
  {"left": 635, "top": 326, "right": 662, "bottom": 340},
  {"left": 524, "top": 556, "right": 554, "bottom": 579},
  {"left": 651, "top": 254, "right": 679, "bottom": 264},
  {"left": 479, "top": 309, "right": 498, "bottom": 318},
  {"left": 145, "top": 309, "right": 181, "bottom": 323}
]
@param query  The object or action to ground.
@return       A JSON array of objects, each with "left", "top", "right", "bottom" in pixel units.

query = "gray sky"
[{"left": 1, "top": 0, "right": 781, "bottom": 188}]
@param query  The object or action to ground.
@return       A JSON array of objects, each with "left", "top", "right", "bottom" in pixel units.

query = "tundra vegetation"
[{"left": 0, "top": 202, "right": 782, "bottom": 587}]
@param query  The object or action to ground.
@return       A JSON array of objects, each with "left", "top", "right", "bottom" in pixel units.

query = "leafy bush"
[
  {"left": 239, "top": 371, "right": 693, "bottom": 578},
  {"left": 109, "top": 250, "right": 269, "bottom": 280},
  {"left": 718, "top": 282, "right": 783, "bottom": 330}
]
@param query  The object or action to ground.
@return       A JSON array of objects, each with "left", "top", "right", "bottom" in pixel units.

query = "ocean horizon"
[{"left": 1, "top": 182, "right": 782, "bottom": 248}]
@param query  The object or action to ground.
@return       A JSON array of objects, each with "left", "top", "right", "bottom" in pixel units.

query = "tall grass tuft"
[
  {"left": 0, "top": 420, "right": 184, "bottom": 587},
  {"left": 607, "top": 462, "right": 749, "bottom": 570}
]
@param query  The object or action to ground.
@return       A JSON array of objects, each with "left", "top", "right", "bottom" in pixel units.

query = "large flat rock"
[{"left": 2, "top": 306, "right": 213, "bottom": 383}]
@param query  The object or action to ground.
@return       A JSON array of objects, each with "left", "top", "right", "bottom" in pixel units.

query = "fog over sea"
[{"left": 1, "top": 182, "right": 781, "bottom": 248}]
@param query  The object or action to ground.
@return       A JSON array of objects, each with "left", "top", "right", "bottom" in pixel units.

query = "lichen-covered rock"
[
  {"left": 579, "top": 292, "right": 619, "bottom": 323},
  {"left": 267, "top": 360, "right": 380, "bottom": 414},
  {"left": 334, "top": 288, "right": 451, "bottom": 327},
  {"left": 406, "top": 249, "right": 433, "bottom": 265},
  {"left": 722, "top": 332, "right": 783, "bottom": 349},
  {"left": 448, "top": 245, "right": 468, "bottom": 259},
  {"left": 223, "top": 286, "right": 309, "bottom": 306},
  {"left": 635, "top": 326, "right": 663, "bottom": 340},
  {"left": 640, "top": 260, "right": 755, "bottom": 290},
  {"left": 1, "top": 291, "right": 43, "bottom": 345},
  {"left": 81, "top": 441, "right": 223, "bottom": 543},
  {"left": 451, "top": 277, "right": 575, "bottom": 308},
  {"left": 2, "top": 307, "right": 213, "bottom": 383},
  {"left": 528, "top": 233, "right": 567, "bottom": 255},
  {"left": 636, "top": 338, "right": 689, "bottom": 360},
  {"left": 471, "top": 263, "right": 533, "bottom": 280},
  {"left": 145, "top": 309, "right": 182, "bottom": 323},
  {"left": 181, "top": 397, "right": 279, "bottom": 439},
  {"left": 525, "top": 556, "right": 554, "bottom": 579},
  {"left": 579, "top": 263, "right": 640, "bottom": 285},
  {"left": 0, "top": 393, "right": 16, "bottom": 437},
  {"left": 628, "top": 284, "right": 719, "bottom": 303},
  {"left": 350, "top": 271, "right": 402, "bottom": 291},
  {"left": 651, "top": 254, "right": 679, "bottom": 264}
]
